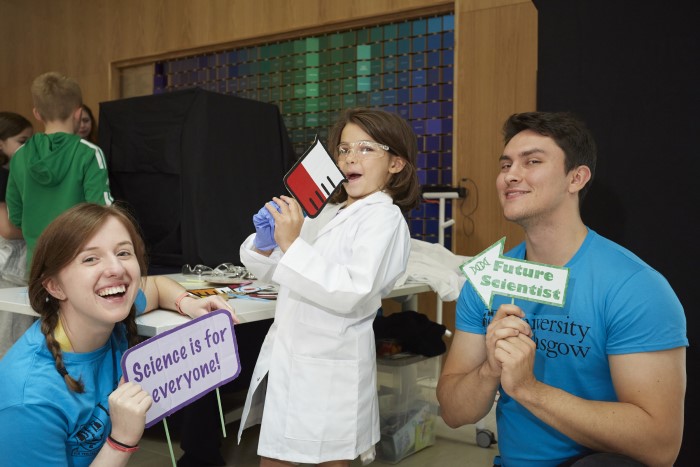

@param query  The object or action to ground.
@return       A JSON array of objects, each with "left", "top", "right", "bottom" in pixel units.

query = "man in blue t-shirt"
[{"left": 437, "top": 112, "right": 687, "bottom": 467}]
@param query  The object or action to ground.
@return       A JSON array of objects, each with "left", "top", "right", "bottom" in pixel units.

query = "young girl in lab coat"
[
  {"left": 238, "top": 108, "right": 421, "bottom": 466},
  {"left": 0, "top": 203, "right": 235, "bottom": 466}
]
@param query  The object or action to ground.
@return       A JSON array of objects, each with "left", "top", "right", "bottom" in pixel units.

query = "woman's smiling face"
[{"left": 44, "top": 216, "right": 141, "bottom": 336}]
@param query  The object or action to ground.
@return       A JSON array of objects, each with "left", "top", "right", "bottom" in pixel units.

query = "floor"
[{"left": 130, "top": 407, "right": 499, "bottom": 467}]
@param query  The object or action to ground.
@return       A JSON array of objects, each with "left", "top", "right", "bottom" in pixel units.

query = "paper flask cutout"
[{"left": 284, "top": 135, "right": 347, "bottom": 218}]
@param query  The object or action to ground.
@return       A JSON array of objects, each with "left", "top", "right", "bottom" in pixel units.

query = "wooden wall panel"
[{"left": 453, "top": 0, "right": 536, "bottom": 256}]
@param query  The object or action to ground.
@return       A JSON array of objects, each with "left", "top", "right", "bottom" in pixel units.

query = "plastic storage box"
[{"left": 376, "top": 354, "right": 439, "bottom": 463}]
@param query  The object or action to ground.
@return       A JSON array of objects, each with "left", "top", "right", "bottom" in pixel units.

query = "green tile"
[
  {"left": 343, "top": 78, "right": 355, "bottom": 93},
  {"left": 356, "top": 29, "right": 370, "bottom": 43},
  {"left": 331, "top": 49, "right": 343, "bottom": 63},
  {"left": 343, "top": 31, "right": 355, "bottom": 45},
  {"left": 370, "top": 26, "right": 383, "bottom": 42},
  {"left": 357, "top": 77, "right": 371, "bottom": 92},
  {"left": 293, "top": 69, "right": 305, "bottom": 83},
  {"left": 305, "top": 37, "right": 319, "bottom": 52},
  {"left": 330, "top": 65, "right": 342, "bottom": 80},
  {"left": 384, "top": 41, "right": 397, "bottom": 56},
  {"left": 319, "top": 97, "right": 330, "bottom": 110},
  {"left": 306, "top": 52, "right": 319, "bottom": 67},
  {"left": 294, "top": 84, "right": 306, "bottom": 98},
  {"left": 357, "top": 45, "right": 371, "bottom": 60},
  {"left": 318, "top": 111, "right": 330, "bottom": 125},
  {"left": 319, "top": 50, "right": 330, "bottom": 66},
  {"left": 306, "top": 83, "right": 319, "bottom": 97},
  {"left": 330, "top": 33, "right": 343, "bottom": 48},
  {"left": 293, "top": 39, "right": 305, "bottom": 54},
  {"left": 384, "top": 24, "right": 398, "bottom": 40},
  {"left": 343, "top": 93, "right": 356, "bottom": 107},
  {"left": 305, "top": 98, "right": 319, "bottom": 112},
  {"left": 319, "top": 66, "right": 330, "bottom": 81},
  {"left": 306, "top": 68, "right": 319, "bottom": 81},
  {"left": 342, "top": 62, "right": 355, "bottom": 77},
  {"left": 356, "top": 61, "right": 371, "bottom": 76},
  {"left": 305, "top": 113, "right": 319, "bottom": 127},
  {"left": 292, "top": 100, "right": 305, "bottom": 113}
]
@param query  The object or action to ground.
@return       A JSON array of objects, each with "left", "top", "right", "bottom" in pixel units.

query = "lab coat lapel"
[{"left": 316, "top": 191, "right": 392, "bottom": 238}]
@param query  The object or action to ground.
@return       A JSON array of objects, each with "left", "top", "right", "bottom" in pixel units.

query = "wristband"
[
  {"left": 175, "top": 291, "right": 195, "bottom": 316},
  {"left": 106, "top": 435, "right": 139, "bottom": 453}
]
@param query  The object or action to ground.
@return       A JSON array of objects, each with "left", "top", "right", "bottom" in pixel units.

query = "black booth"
[{"left": 98, "top": 88, "right": 295, "bottom": 272}]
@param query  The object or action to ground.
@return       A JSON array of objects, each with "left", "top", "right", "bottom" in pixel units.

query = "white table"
[{"left": 0, "top": 278, "right": 432, "bottom": 337}]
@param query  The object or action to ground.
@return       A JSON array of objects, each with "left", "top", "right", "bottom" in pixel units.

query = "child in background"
[
  {"left": 0, "top": 112, "right": 31, "bottom": 276},
  {"left": 0, "top": 111, "right": 32, "bottom": 244},
  {"left": 237, "top": 107, "right": 421, "bottom": 466},
  {"left": 0, "top": 203, "right": 238, "bottom": 466},
  {"left": 0, "top": 112, "right": 33, "bottom": 359},
  {"left": 78, "top": 104, "right": 98, "bottom": 143},
  {"left": 5, "top": 71, "right": 113, "bottom": 268}
]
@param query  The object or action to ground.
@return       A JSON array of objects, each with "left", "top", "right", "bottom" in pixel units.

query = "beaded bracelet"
[
  {"left": 106, "top": 435, "right": 139, "bottom": 453},
  {"left": 175, "top": 291, "right": 195, "bottom": 316}
]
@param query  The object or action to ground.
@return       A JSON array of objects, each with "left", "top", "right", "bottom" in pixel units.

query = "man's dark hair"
[{"left": 503, "top": 111, "right": 597, "bottom": 201}]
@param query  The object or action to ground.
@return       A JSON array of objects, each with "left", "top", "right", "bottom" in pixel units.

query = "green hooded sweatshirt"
[{"left": 6, "top": 132, "right": 113, "bottom": 267}]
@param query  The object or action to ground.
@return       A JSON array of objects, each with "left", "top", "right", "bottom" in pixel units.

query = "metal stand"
[
  {"left": 421, "top": 191, "right": 459, "bottom": 325},
  {"left": 422, "top": 191, "right": 496, "bottom": 448}
]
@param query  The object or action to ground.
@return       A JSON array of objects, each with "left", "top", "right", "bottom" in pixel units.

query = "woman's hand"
[{"left": 108, "top": 380, "right": 152, "bottom": 447}]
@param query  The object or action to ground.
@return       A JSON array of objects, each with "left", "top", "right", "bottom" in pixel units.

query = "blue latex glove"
[{"left": 253, "top": 201, "right": 280, "bottom": 251}]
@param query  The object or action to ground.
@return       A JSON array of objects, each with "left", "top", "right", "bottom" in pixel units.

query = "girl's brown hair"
[
  {"left": 28, "top": 203, "right": 147, "bottom": 392},
  {"left": 80, "top": 104, "right": 97, "bottom": 144},
  {"left": 327, "top": 107, "right": 421, "bottom": 212},
  {"left": 0, "top": 111, "right": 32, "bottom": 165}
]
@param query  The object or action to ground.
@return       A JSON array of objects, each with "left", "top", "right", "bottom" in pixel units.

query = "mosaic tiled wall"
[{"left": 154, "top": 14, "right": 455, "bottom": 247}]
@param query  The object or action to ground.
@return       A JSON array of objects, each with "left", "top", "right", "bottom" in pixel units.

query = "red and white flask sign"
[{"left": 284, "top": 135, "right": 347, "bottom": 218}]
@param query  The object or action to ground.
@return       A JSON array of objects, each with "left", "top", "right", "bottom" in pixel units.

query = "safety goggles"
[
  {"left": 336, "top": 140, "right": 390, "bottom": 161},
  {"left": 181, "top": 263, "right": 254, "bottom": 279}
]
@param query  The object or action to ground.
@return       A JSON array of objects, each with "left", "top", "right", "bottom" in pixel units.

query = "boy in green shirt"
[{"left": 6, "top": 71, "right": 113, "bottom": 267}]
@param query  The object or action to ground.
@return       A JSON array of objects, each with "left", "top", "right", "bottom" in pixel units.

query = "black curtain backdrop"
[
  {"left": 99, "top": 88, "right": 295, "bottom": 270},
  {"left": 534, "top": 1, "right": 699, "bottom": 464}
]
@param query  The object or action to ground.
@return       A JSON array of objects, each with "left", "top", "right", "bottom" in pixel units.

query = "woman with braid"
[{"left": 0, "top": 203, "right": 236, "bottom": 466}]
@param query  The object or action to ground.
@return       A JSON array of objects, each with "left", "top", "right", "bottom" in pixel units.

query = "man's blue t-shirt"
[{"left": 456, "top": 229, "right": 687, "bottom": 467}]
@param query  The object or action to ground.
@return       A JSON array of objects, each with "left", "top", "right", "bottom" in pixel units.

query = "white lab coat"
[{"left": 237, "top": 191, "right": 411, "bottom": 463}]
